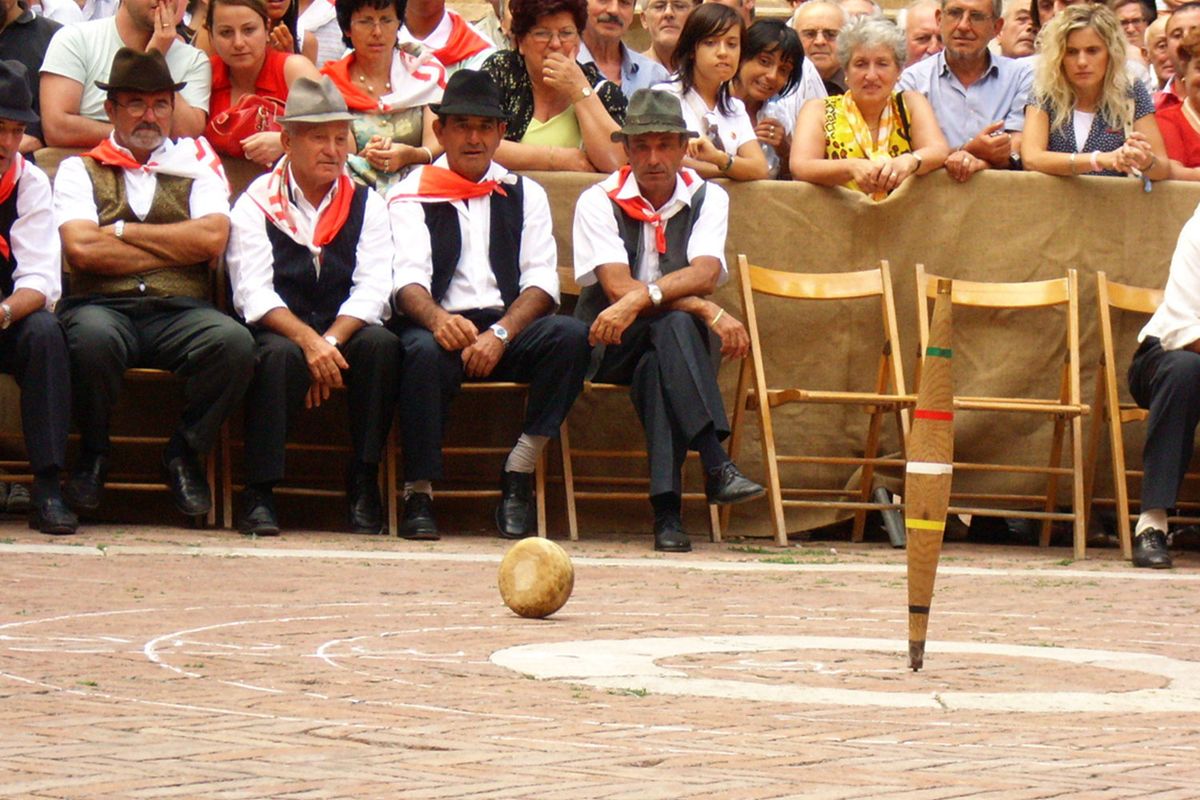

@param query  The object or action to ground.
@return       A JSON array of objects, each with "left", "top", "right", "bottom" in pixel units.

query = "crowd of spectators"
[{"left": 9, "top": 0, "right": 1200, "bottom": 193}]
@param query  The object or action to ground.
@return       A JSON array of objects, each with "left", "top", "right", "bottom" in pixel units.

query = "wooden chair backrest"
[{"left": 1100, "top": 273, "right": 1163, "bottom": 315}]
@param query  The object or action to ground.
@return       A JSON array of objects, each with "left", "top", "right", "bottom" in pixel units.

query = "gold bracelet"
[{"left": 710, "top": 308, "right": 726, "bottom": 328}]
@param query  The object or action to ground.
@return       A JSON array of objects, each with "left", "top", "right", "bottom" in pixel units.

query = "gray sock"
[{"left": 504, "top": 433, "right": 549, "bottom": 473}]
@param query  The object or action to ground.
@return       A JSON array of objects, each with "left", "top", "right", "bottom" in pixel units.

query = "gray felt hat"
[
  {"left": 280, "top": 76, "right": 357, "bottom": 124},
  {"left": 611, "top": 89, "right": 698, "bottom": 141}
]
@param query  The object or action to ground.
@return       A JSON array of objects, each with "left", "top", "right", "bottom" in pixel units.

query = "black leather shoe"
[
  {"left": 64, "top": 454, "right": 109, "bottom": 512},
  {"left": 705, "top": 462, "right": 765, "bottom": 505},
  {"left": 6, "top": 482, "right": 30, "bottom": 514},
  {"left": 238, "top": 488, "right": 280, "bottom": 537},
  {"left": 28, "top": 495, "right": 79, "bottom": 535},
  {"left": 163, "top": 452, "right": 212, "bottom": 517},
  {"left": 347, "top": 466, "right": 384, "bottom": 534},
  {"left": 1133, "top": 528, "right": 1173, "bottom": 569},
  {"left": 654, "top": 513, "right": 692, "bottom": 552},
  {"left": 400, "top": 492, "right": 439, "bottom": 540},
  {"left": 496, "top": 470, "right": 535, "bottom": 539}
]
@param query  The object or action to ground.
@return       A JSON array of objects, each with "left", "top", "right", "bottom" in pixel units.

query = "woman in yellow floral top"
[{"left": 790, "top": 16, "right": 947, "bottom": 199}]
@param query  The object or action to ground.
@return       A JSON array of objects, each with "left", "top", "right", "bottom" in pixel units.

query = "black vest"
[
  {"left": 0, "top": 185, "right": 18, "bottom": 298},
  {"left": 423, "top": 177, "right": 525, "bottom": 309},
  {"left": 574, "top": 183, "right": 708, "bottom": 327},
  {"left": 264, "top": 183, "right": 370, "bottom": 332}
]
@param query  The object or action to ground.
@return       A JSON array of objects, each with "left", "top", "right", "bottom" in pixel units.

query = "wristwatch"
[
  {"left": 0, "top": 302, "right": 11, "bottom": 331},
  {"left": 489, "top": 323, "right": 509, "bottom": 345},
  {"left": 647, "top": 282, "right": 664, "bottom": 307},
  {"left": 114, "top": 220, "right": 126, "bottom": 240},
  {"left": 1009, "top": 152, "right": 1023, "bottom": 171},
  {"left": 576, "top": 86, "right": 593, "bottom": 103},
  {"left": 323, "top": 334, "right": 340, "bottom": 348}
]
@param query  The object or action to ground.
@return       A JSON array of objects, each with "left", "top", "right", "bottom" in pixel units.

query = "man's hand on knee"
[{"left": 433, "top": 313, "right": 478, "bottom": 352}]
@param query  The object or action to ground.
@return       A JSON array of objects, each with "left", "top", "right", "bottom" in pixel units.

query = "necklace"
[{"left": 355, "top": 66, "right": 391, "bottom": 95}]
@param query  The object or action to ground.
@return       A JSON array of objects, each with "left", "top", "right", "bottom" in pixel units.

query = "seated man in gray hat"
[
  {"left": 0, "top": 60, "right": 77, "bottom": 535},
  {"left": 53, "top": 47, "right": 254, "bottom": 521},
  {"left": 227, "top": 77, "right": 401, "bottom": 536},
  {"left": 572, "top": 87, "right": 761, "bottom": 553},
  {"left": 388, "top": 69, "right": 591, "bottom": 541}
]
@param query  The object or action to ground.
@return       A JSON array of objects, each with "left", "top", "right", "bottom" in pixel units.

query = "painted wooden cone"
[{"left": 906, "top": 278, "right": 954, "bottom": 672}]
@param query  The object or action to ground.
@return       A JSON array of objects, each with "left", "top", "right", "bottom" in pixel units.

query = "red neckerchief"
[
  {"left": 248, "top": 158, "right": 354, "bottom": 253},
  {"left": 606, "top": 165, "right": 694, "bottom": 254},
  {"left": 321, "top": 54, "right": 379, "bottom": 112},
  {"left": 432, "top": 12, "right": 491, "bottom": 67},
  {"left": 0, "top": 157, "right": 23, "bottom": 261},
  {"left": 389, "top": 164, "right": 508, "bottom": 203},
  {"left": 83, "top": 138, "right": 145, "bottom": 171}
]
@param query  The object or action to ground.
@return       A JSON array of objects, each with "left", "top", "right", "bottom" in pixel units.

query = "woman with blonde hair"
[{"left": 1022, "top": 3, "right": 1167, "bottom": 180}]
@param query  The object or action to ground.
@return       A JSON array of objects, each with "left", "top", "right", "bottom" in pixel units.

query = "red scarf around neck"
[
  {"left": 607, "top": 165, "right": 670, "bottom": 254},
  {"left": 0, "top": 156, "right": 23, "bottom": 261},
  {"left": 433, "top": 12, "right": 491, "bottom": 67},
  {"left": 389, "top": 164, "right": 508, "bottom": 204},
  {"left": 321, "top": 55, "right": 379, "bottom": 112},
  {"left": 248, "top": 159, "right": 355, "bottom": 253},
  {"left": 83, "top": 138, "right": 147, "bottom": 171}
]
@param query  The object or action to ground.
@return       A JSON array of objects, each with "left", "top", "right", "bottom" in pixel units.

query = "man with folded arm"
[
  {"left": 53, "top": 48, "right": 254, "bottom": 521},
  {"left": 572, "top": 87, "right": 762, "bottom": 553}
]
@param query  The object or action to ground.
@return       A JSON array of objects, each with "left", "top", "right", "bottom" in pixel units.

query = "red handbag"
[{"left": 206, "top": 94, "right": 286, "bottom": 158}]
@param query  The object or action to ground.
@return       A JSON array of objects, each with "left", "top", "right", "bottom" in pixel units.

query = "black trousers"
[
  {"left": 59, "top": 297, "right": 255, "bottom": 456},
  {"left": 591, "top": 311, "right": 729, "bottom": 498},
  {"left": 1129, "top": 336, "right": 1200, "bottom": 510},
  {"left": 396, "top": 311, "right": 590, "bottom": 482},
  {"left": 243, "top": 326, "right": 402, "bottom": 485},
  {"left": 0, "top": 310, "right": 71, "bottom": 473}
]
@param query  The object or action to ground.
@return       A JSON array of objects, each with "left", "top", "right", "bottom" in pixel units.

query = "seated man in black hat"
[
  {"left": 0, "top": 60, "right": 77, "bottom": 534},
  {"left": 53, "top": 48, "right": 254, "bottom": 520},
  {"left": 227, "top": 76, "right": 401, "bottom": 536},
  {"left": 572, "top": 87, "right": 762, "bottom": 553},
  {"left": 387, "top": 69, "right": 591, "bottom": 540}
]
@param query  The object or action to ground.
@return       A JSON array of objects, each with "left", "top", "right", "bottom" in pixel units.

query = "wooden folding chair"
[
  {"left": 556, "top": 267, "right": 720, "bottom": 542},
  {"left": 727, "top": 257, "right": 913, "bottom": 546},
  {"left": 1085, "top": 272, "right": 1200, "bottom": 560},
  {"left": 915, "top": 265, "right": 1090, "bottom": 559}
]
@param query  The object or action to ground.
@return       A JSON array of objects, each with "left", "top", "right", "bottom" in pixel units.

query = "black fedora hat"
[
  {"left": 430, "top": 69, "right": 507, "bottom": 120},
  {"left": 0, "top": 60, "right": 39, "bottom": 125},
  {"left": 95, "top": 47, "right": 187, "bottom": 94}
]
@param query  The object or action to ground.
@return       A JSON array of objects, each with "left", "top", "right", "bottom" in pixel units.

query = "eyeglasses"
[
  {"left": 350, "top": 15, "right": 399, "bottom": 30},
  {"left": 798, "top": 27, "right": 839, "bottom": 41},
  {"left": 1119, "top": 17, "right": 1147, "bottom": 29},
  {"left": 645, "top": 1, "right": 694, "bottom": 13},
  {"left": 527, "top": 27, "right": 579, "bottom": 43},
  {"left": 113, "top": 99, "right": 173, "bottom": 117},
  {"left": 943, "top": 7, "right": 993, "bottom": 24}
]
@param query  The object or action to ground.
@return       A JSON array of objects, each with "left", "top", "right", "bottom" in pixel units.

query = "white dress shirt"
[
  {"left": 52, "top": 136, "right": 230, "bottom": 226},
  {"left": 4, "top": 161, "right": 62, "bottom": 308},
  {"left": 1141, "top": 206, "right": 1200, "bottom": 351},
  {"left": 573, "top": 167, "right": 729, "bottom": 287},
  {"left": 388, "top": 158, "right": 559, "bottom": 313},
  {"left": 228, "top": 168, "right": 394, "bottom": 326}
]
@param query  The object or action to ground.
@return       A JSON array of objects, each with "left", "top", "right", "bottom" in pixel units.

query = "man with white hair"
[
  {"left": 997, "top": 0, "right": 1036, "bottom": 57},
  {"left": 838, "top": 0, "right": 882, "bottom": 18},
  {"left": 641, "top": 0, "right": 699, "bottom": 67},
  {"left": 899, "top": 0, "right": 943, "bottom": 65},
  {"left": 898, "top": 0, "right": 1032, "bottom": 181},
  {"left": 791, "top": 0, "right": 847, "bottom": 92}
]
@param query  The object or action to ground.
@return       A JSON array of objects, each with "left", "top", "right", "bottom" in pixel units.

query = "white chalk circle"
[{"left": 490, "top": 635, "right": 1200, "bottom": 713}]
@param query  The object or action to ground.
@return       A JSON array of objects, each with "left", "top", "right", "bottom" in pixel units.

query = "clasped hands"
[
  {"left": 1107, "top": 132, "right": 1155, "bottom": 176},
  {"left": 303, "top": 332, "right": 348, "bottom": 409},
  {"left": 587, "top": 287, "right": 750, "bottom": 359},
  {"left": 848, "top": 153, "right": 919, "bottom": 195},
  {"left": 433, "top": 313, "right": 505, "bottom": 378}
]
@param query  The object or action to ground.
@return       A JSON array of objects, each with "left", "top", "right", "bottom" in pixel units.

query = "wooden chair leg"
[
  {"left": 852, "top": 405, "right": 886, "bottom": 543},
  {"left": 1071, "top": 414, "right": 1087, "bottom": 561},
  {"left": 205, "top": 446, "right": 217, "bottom": 528},
  {"left": 1041, "top": 414, "right": 1066, "bottom": 548},
  {"left": 221, "top": 422, "right": 233, "bottom": 529},
  {"left": 536, "top": 446, "right": 547, "bottom": 538},
  {"left": 719, "top": 359, "right": 753, "bottom": 537},
  {"left": 1109, "top": 408, "right": 1135, "bottom": 561},
  {"left": 559, "top": 421, "right": 578, "bottom": 541},
  {"left": 385, "top": 431, "right": 398, "bottom": 537}
]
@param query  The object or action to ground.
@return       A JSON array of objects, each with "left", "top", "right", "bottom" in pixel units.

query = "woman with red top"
[
  {"left": 321, "top": 0, "right": 445, "bottom": 193},
  {"left": 205, "top": 0, "right": 322, "bottom": 164},
  {"left": 1157, "top": 28, "right": 1200, "bottom": 178}
]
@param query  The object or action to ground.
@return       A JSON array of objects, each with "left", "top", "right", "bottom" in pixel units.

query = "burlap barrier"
[{"left": 11, "top": 152, "right": 1199, "bottom": 536}]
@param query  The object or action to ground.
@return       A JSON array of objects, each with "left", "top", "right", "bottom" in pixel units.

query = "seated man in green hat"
[
  {"left": 53, "top": 47, "right": 254, "bottom": 521},
  {"left": 572, "top": 87, "right": 762, "bottom": 553}
]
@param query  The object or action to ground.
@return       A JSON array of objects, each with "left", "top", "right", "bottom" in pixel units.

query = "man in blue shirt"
[
  {"left": 897, "top": 0, "right": 1032, "bottom": 181},
  {"left": 578, "top": 0, "right": 668, "bottom": 99}
]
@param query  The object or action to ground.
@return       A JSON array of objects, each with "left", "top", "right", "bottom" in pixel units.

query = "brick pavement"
[{"left": 1, "top": 523, "right": 1198, "bottom": 799}]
